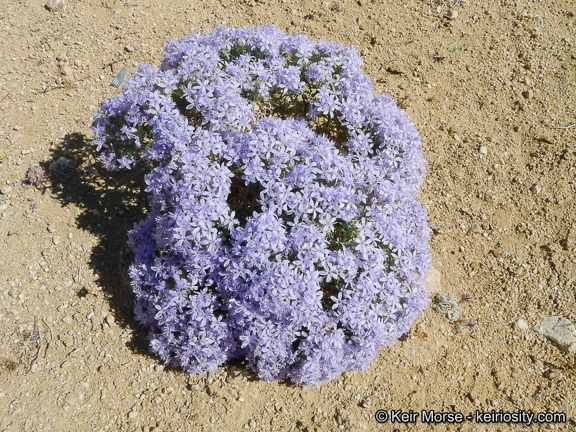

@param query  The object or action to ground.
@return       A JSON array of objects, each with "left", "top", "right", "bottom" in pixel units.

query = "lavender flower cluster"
[{"left": 92, "top": 25, "right": 431, "bottom": 386}]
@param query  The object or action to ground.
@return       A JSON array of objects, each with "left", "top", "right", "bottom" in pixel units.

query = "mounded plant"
[{"left": 92, "top": 25, "right": 431, "bottom": 386}]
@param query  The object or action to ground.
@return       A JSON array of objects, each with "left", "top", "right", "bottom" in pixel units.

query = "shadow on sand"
[{"left": 45, "top": 132, "right": 151, "bottom": 358}]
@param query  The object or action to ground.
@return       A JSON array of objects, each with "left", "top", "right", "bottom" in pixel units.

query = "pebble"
[
  {"left": 543, "top": 369, "right": 557, "bottom": 380},
  {"left": 470, "top": 223, "right": 482, "bottom": 234},
  {"left": 125, "top": 45, "right": 135, "bottom": 53},
  {"left": 0, "top": 186, "right": 13, "bottom": 195},
  {"left": 56, "top": 53, "right": 68, "bottom": 62},
  {"left": 128, "top": 410, "right": 138, "bottom": 419},
  {"left": 52, "top": 235, "right": 60, "bottom": 245},
  {"left": 106, "top": 314, "right": 115, "bottom": 326},
  {"left": 64, "top": 393, "right": 77, "bottom": 405},
  {"left": 332, "top": 1, "right": 343, "bottom": 12},
  {"left": 45, "top": 0, "right": 66, "bottom": 12},
  {"left": 248, "top": 419, "right": 256, "bottom": 427},
  {"left": 60, "top": 65, "right": 74, "bottom": 77},
  {"left": 517, "top": 319, "right": 529, "bottom": 330},
  {"left": 21, "top": 149, "right": 30, "bottom": 155},
  {"left": 489, "top": 249, "right": 500, "bottom": 258},
  {"left": 529, "top": 183, "right": 541, "bottom": 194},
  {"left": 566, "top": 229, "right": 576, "bottom": 250},
  {"left": 445, "top": 10, "right": 458, "bottom": 19},
  {"left": 425, "top": 265, "right": 442, "bottom": 294},
  {"left": 87, "top": 312, "right": 94, "bottom": 320},
  {"left": 479, "top": 146, "right": 488, "bottom": 154},
  {"left": 522, "top": 90, "right": 534, "bottom": 99},
  {"left": 534, "top": 316, "right": 576, "bottom": 354},
  {"left": 9, "top": 132, "right": 22, "bottom": 145},
  {"left": 62, "top": 316, "right": 73, "bottom": 324},
  {"left": 47, "top": 225, "right": 55, "bottom": 233}
]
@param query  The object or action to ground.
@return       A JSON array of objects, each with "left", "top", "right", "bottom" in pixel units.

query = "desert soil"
[{"left": 1, "top": 0, "right": 576, "bottom": 431}]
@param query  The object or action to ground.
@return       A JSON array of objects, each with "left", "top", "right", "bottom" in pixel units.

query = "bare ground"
[{"left": 1, "top": 0, "right": 575, "bottom": 431}]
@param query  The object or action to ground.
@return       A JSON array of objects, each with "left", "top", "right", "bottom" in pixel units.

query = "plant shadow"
[{"left": 45, "top": 131, "right": 151, "bottom": 358}]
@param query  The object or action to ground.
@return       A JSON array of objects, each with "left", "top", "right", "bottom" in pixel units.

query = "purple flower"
[{"left": 92, "top": 25, "right": 431, "bottom": 386}]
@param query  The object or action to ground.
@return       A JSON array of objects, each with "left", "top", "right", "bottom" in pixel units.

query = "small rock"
[
  {"left": 60, "top": 65, "right": 74, "bottom": 77},
  {"left": 523, "top": 77, "right": 532, "bottom": 85},
  {"left": 529, "top": 183, "right": 541, "bottom": 194},
  {"left": 479, "top": 146, "right": 488, "bottom": 154},
  {"left": 64, "top": 393, "right": 77, "bottom": 405},
  {"left": 73, "top": 59, "right": 82, "bottom": 67},
  {"left": 45, "top": 0, "right": 66, "bottom": 12},
  {"left": 566, "top": 228, "right": 576, "bottom": 250},
  {"left": 386, "top": 63, "right": 405, "bottom": 75},
  {"left": 47, "top": 225, "right": 55, "bottom": 233},
  {"left": 332, "top": 1, "right": 343, "bottom": 12},
  {"left": 21, "top": 149, "right": 30, "bottom": 155},
  {"left": 543, "top": 369, "right": 557, "bottom": 379},
  {"left": 248, "top": 419, "right": 256, "bottom": 427},
  {"left": 517, "top": 319, "right": 529, "bottom": 330},
  {"left": 128, "top": 410, "right": 138, "bottom": 419},
  {"left": 0, "top": 186, "right": 13, "bottom": 195},
  {"left": 470, "top": 223, "right": 482, "bottom": 234},
  {"left": 87, "top": 312, "right": 94, "bottom": 320},
  {"left": 62, "top": 316, "right": 73, "bottom": 324},
  {"left": 52, "top": 235, "right": 60, "bottom": 245},
  {"left": 125, "top": 45, "right": 135, "bottom": 53},
  {"left": 522, "top": 90, "right": 534, "bottom": 99},
  {"left": 445, "top": 10, "right": 458, "bottom": 19},
  {"left": 56, "top": 53, "right": 68, "bottom": 62},
  {"left": 425, "top": 265, "right": 442, "bottom": 294},
  {"left": 106, "top": 314, "right": 115, "bottom": 326},
  {"left": 9, "top": 132, "right": 22, "bottom": 145},
  {"left": 489, "top": 249, "right": 500, "bottom": 258},
  {"left": 534, "top": 316, "right": 576, "bottom": 354}
]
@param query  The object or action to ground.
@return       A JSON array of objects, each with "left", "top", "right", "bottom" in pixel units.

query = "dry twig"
[{"left": 554, "top": 123, "right": 576, "bottom": 130}]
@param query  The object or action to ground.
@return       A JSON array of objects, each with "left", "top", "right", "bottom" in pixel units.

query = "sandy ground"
[{"left": 1, "top": 0, "right": 575, "bottom": 431}]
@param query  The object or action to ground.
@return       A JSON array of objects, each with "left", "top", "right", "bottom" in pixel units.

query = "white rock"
[
  {"left": 425, "top": 265, "right": 442, "bottom": 294},
  {"left": 534, "top": 316, "right": 576, "bottom": 354},
  {"left": 517, "top": 319, "right": 529, "bottom": 330},
  {"left": 62, "top": 316, "right": 73, "bottom": 324},
  {"left": 45, "top": 0, "right": 66, "bottom": 12}
]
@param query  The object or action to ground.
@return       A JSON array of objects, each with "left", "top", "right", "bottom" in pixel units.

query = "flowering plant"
[{"left": 92, "top": 25, "right": 431, "bottom": 386}]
